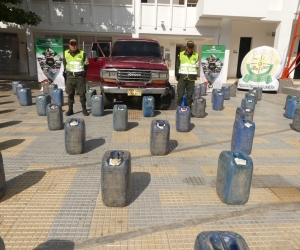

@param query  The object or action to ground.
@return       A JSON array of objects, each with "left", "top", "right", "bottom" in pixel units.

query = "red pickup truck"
[{"left": 84, "top": 38, "right": 172, "bottom": 109}]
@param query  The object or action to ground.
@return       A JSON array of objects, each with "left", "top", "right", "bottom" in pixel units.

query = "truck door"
[{"left": 83, "top": 41, "right": 111, "bottom": 82}]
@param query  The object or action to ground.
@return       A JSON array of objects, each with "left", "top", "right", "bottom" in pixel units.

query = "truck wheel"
[
  {"left": 156, "top": 93, "right": 172, "bottom": 110},
  {"left": 103, "top": 93, "right": 114, "bottom": 109}
]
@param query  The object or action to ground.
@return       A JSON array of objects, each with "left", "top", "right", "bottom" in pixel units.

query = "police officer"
[
  {"left": 176, "top": 40, "right": 199, "bottom": 109},
  {"left": 63, "top": 39, "right": 89, "bottom": 116}
]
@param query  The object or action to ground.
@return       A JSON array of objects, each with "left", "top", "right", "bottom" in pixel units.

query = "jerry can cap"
[
  {"left": 157, "top": 121, "right": 165, "bottom": 129},
  {"left": 235, "top": 158, "right": 247, "bottom": 165},
  {"left": 181, "top": 107, "right": 187, "bottom": 112},
  {"left": 109, "top": 158, "right": 121, "bottom": 166},
  {"left": 244, "top": 122, "right": 252, "bottom": 128},
  {"left": 70, "top": 119, "right": 79, "bottom": 126},
  {"left": 38, "top": 95, "right": 43, "bottom": 99},
  {"left": 117, "top": 106, "right": 124, "bottom": 110},
  {"left": 50, "top": 104, "right": 57, "bottom": 109}
]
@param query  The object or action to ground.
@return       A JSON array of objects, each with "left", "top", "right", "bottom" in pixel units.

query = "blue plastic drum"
[
  {"left": 12, "top": 81, "right": 21, "bottom": 95},
  {"left": 113, "top": 104, "right": 128, "bottom": 131},
  {"left": 194, "top": 231, "right": 250, "bottom": 250},
  {"left": 91, "top": 95, "right": 104, "bottom": 116},
  {"left": 211, "top": 88, "right": 221, "bottom": 103},
  {"left": 192, "top": 97, "right": 206, "bottom": 118},
  {"left": 200, "top": 83, "right": 207, "bottom": 96},
  {"left": 36, "top": 94, "right": 51, "bottom": 116},
  {"left": 235, "top": 107, "right": 254, "bottom": 121},
  {"left": 16, "top": 83, "right": 27, "bottom": 99},
  {"left": 176, "top": 106, "right": 191, "bottom": 132},
  {"left": 229, "top": 85, "right": 237, "bottom": 97},
  {"left": 181, "top": 93, "right": 188, "bottom": 107},
  {"left": 43, "top": 82, "right": 50, "bottom": 95},
  {"left": 52, "top": 88, "right": 64, "bottom": 106},
  {"left": 284, "top": 99, "right": 300, "bottom": 119},
  {"left": 142, "top": 96, "right": 155, "bottom": 117},
  {"left": 46, "top": 104, "right": 63, "bottom": 130},
  {"left": 150, "top": 120, "right": 170, "bottom": 155},
  {"left": 48, "top": 84, "right": 58, "bottom": 99},
  {"left": 221, "top": 86, "right": 230, "bottom": 100},
  {"left": 18, "top": 88, "right": 32, "bottom": 106},
  {"left": 101, "top": 150, "right": 131, "bottom": 207},
  {"left": 193, "top": 85, "right": 201, "bottom": 99},
  {"left": 216, "top": 150, "right": 253, "bottom": 205},
  {"left": 292, "top": 108, "right": 300, "bottom": 132},
  {"left": 65, "top": 118, "right": 86, "bottom": 154},
  {"left": 245, "top": 92, "right": 257, "bottom": 104},
  {"left": 257, "top": 86, "right": 263, "bottom": 101},
  {"left": 86, "top": 89, "right": 97, "bottom": 107},
  {"left": 241, "top": 98, "right": 255, "bottom": 111},
  {"left": 231, "top": 119, "right": 255, "bottom": 155},
  {"left": 212, "top": 91, "right": 224, "bottom": 110},
  {"left": 284, "top": 94, "right": 297, "bottom": 110}
]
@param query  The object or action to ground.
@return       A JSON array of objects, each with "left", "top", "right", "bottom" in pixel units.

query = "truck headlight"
[
  {"left": 159, "top": 73, "right": 167, "bottom": 79},
  {"left": 151, "top": 71, "right": 168, "bottom": 80},
  {"left": 102, "top": 71, "right": 110, "bottom": 77},
  {"left": 151, "top": 72, "right": 159, "bottom": 78},
  {"left": 101, "top": 70, "right": 117, "bottom": 78}
]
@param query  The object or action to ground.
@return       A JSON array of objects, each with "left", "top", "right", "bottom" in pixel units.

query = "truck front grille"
[{"left": 118, "top": 70, "right": 151, "bottom": 82}]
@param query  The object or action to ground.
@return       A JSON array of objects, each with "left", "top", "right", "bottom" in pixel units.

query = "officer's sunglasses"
[{"left": 70, "top": 43, "right": 77, "bottom": 46}]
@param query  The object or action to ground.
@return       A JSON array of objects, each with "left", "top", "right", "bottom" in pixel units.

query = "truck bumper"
[{"left": 102, "top": 86, "right": 169, "bottom": 96}]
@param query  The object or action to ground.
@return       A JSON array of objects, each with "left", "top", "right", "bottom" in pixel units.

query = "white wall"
[{"left": 228, "top": 21, "right": 277, "bottom": 78}]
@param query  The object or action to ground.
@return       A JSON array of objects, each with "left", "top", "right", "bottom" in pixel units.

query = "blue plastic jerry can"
[{"left": 181, "top": 93, "right": 188, "bottom": 107}]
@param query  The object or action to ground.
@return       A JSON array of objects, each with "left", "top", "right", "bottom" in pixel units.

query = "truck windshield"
[{"left": 111, "top": 41, "right": 162, "bottom": 58}]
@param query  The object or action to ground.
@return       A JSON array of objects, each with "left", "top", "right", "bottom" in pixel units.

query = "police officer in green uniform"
[
  {"left": 63, "top": 39, "right": 89, "bottom": 116},
  {"left": 176, "top": 41, "right": 199, "bottom": 109}
]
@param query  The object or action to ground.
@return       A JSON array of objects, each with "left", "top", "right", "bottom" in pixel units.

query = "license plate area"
[{"left": 128, "top": 89, "right": 142, "bottom": 96}]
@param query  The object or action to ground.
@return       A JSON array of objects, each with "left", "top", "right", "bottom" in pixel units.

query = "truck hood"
[{"left": 104, "top": 56, "right": 167, "bottom": 70}]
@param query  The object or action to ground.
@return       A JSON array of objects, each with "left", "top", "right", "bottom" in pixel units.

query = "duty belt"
[{"left": 66, "top": 71, "right": 84, "bottom": 77}]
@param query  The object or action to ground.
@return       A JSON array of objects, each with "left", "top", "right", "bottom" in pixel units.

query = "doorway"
[
  {"left": 294, "top": 40, "right": 300, "bottom": 79},
  {"left": 236, "top": 37, "right": 252, "bottom": 78}
]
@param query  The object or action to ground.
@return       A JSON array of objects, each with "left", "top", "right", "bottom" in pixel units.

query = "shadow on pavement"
[
  {"left": 0, "top": 139, "right": 25, "bottom": 151},
  {"left": 169, "top": 140, "right": 178, "bottom": 153},
  {"left": 127, "top": 122, "right": 139, "bottom": 130},
  {"left": 0, "top": 109, "right": 16, "bottom": 115},
  {"left": 0, "top": 101, "right": 15, "bottom": 105},
  {"left": 0, "top": 95, "right": 11, "bottom": 98},
  {"left": 1, "top": 171, "right": 46, "bottom": 203},
  {"left": 0, "top": 121, "right": 22, "bottom": 129},
  {"left": 85, "top": 138, "right": 106, "bottom": 153},
  {"left": 34, "top": 239, "right": 75, "bottom": 250},
  {"left": 130, "top": 172, "right": 151, "bottom": 204}
]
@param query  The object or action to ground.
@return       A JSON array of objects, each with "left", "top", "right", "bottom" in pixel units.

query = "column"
[
  {"left": 214, "top": 18, "right": 232, "bottom": 84},
  {"left": 26, "top": 27, "right": 36, "bottom": 77},
  {"left": 274, "top": 18, "right": 294, "bottom": 65},
  {"left": 132, "top": 0, "right": 139, "bottom": 38}
]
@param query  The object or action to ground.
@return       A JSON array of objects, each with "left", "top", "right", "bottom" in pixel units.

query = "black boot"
[
  {"left": 82, "top": 104, "right": 89, "bottom": 116},
  {"left": 66, "top": 103, "right": 74, "bottom": 116}
]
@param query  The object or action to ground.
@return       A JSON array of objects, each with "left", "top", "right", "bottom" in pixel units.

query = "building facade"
[{"left": 1, "top": 0, "right": 300, "bottom": 81}]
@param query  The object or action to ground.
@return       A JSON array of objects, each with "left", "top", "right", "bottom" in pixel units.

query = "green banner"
[
  {"left": 201, "top": 45, "right": 225, "bottom": 89},
  {"left": 35, "top": 38, "right": 63, "bottom": 82}
]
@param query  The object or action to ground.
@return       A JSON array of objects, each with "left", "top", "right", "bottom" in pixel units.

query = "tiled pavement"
[{"left": 1, "top": 80, "right": 300, "bottom": 249}]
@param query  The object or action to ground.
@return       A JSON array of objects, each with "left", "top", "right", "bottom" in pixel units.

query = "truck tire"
[
  {"left": 156, "top": 93, "right": 172, "bottom": 110},
  {"left": 103, "top": 93, "right": 114, "bottom": 109}
]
